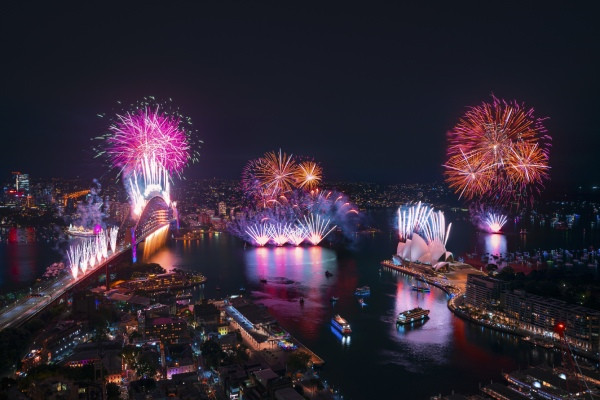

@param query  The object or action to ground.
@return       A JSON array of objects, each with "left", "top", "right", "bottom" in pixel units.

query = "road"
[
  {"left": 0, "top": 246, "right": 127, "bottom": 331},
  {"left": 0, "top": 222, "right": 169, "bottom": 332}
]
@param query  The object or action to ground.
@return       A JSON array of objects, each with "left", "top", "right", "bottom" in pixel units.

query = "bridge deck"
[{"left": 0, "top": 223, "right": 169, "bottom": 332}]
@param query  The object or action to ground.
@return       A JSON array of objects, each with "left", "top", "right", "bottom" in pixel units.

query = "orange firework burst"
[
  {"left": 254, "top": 149, "right": 297, "bottom": 198},
  {"left": 295, "top": 161, "right": 322, "bottom": 189},
  {"left": 444, "top": 96, "right": 551, "bottom": 205}
]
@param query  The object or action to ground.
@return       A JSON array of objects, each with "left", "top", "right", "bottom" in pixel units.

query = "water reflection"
[
  {"left": 245, "top": 246, "right": 339, "bottom": 340},
  {"left": 483, "top": 233, "right": 507, "bottom": 256},
  {"left": 141, "top": 226, "right": 561, "bottom": 399}
]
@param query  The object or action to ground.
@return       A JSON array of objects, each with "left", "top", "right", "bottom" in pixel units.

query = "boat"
[
  {"left": 260, "top": 279, "right": 267, "bottom": 284},
  {"left": 411, "top": 281, "right": 431, "bottom": 293},
  {"left": 330, "top": 296, "right": 339, "bottom": 302},
  {"left": 331, "top": 314, "right": 352, "bottom": 335},
  {"left": 396, "top": 307, "right": 430, "bottom": 325},
  {"left": 354, "top": 286, "right": 370, "bottom": 296},
  {"left": 325, "top": 270, "right": 333, "bottom": 277}
]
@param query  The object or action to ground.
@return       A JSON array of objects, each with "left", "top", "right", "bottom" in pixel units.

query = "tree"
[
  {"left": 200, "top": 340, "right": 224, "bottom": 369},
  {"left": 136, "top": 351, "right": 160, "bottom": 378},
  {"left": 497, "top": 266, "right": 515, "bottom": 281},
  {"left": 121, "top": 345, "right": 140, "bottom": 370},
  {"left": 485, "top": 264, "right": 498, "bottom": 274},
  {"left": 286, "top": 351, "right": 311, "bottom": 374},
  {"left": 106, "top": 382, "right": 120, "bottom": 400}
]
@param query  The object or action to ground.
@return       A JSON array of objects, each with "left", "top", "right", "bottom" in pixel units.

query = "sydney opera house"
[{"left": 392, "top": 202, "right": 453, "bottom": 268}]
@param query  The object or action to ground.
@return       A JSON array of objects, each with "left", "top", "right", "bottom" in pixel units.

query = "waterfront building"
[
  {"left": 218, "top": 201, "right": 226, "bottom": 216},
  {"left": 464, "top": 273, "right": 600, "bottom": 352},
  {"left": 224, "top": 298, "right": 276, "bottom": 350},
  {"left": 503, "top": 290, "right": 600, "bottom": 351},
  {"left": 465, "top": 274, "right": 509, "bottom": 308}
]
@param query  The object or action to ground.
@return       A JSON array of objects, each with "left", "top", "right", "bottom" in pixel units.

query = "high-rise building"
[
  {"left": 12, "top": 172, "right": 29, "bottom": 193},
  {"left": 218, "top": 201, "right": 226, "bottom": 216},
  {"left": 465, "top": 274, "right": 508, "bottom": 308},
  {"left": 18, "top": 173, "right": 30, "bottom": 193}
]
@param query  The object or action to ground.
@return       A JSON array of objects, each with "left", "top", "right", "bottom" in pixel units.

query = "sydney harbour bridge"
[{"left": 0, "top": 179, "right": 174, "bottom": 331}]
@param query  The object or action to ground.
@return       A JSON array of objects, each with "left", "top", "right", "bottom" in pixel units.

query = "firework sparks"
[
  {"left": 98, "top": 98, "right": 200, "bottom": 219},
  {"left": 254, "top": 149, "right": 297, "bottom": 198},
  {"left": 246, "top": 223, "right": 270, "bottom": 246},
  {"left": 484, "top": 213, "right": 508, "bottom": 233},
  {"left": 397, "top": 202, "right": 433, "bottom": 242},
  {"left": 444, "top": 96, "right": 551, "bottom": 205},
  {"left": 107, "top": 226, "right": 119, "bottom": 254},
  {"left": 68, "top": 246, "right": 81, "bottom": 279},
  {"left": 286, "top": 225, "right": 307, "bottom": 246},
  {"left": 106, "top": 107, "right": 190, "bottom": 176},
  {"left": 295, "top": 161, "right": 322, "bottom": 190},
  {"left": 268, "top": 222, "right": 291, "bottom": 246},
  {"left": 301, "top": 213, "right": 337, "bottom": 245}
]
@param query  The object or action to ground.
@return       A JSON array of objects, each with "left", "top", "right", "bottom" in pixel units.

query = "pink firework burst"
[{"left": 107, "top": 107, "right": 190, "bottom": 175}]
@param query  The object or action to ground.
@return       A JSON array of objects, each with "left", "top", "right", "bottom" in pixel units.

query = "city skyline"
[{"left": 1, "top": 3, "right": 599, "bottom": 186}]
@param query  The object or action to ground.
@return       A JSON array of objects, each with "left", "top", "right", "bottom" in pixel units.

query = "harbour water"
[
  {"left": 144, "top": 211, "right": 573, "bottom": 399},
  {"left": 3, "top": 210, "right": 600, "bottom": 397}
]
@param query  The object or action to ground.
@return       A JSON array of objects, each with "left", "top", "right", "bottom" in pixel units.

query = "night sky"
[{"left": 1, "top": 2, "right": 599, "bottom": 186}]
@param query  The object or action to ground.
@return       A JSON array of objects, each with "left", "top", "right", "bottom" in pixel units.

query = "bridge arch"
[{"left": 134, "top": 195, "right": 171, "bottom": 241}]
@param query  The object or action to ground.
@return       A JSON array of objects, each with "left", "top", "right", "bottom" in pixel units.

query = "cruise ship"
[
  {"left": 331, "top": 314, "right": 352, "bottom": 335},
  {"left": 396, "top": 307, "right": 430, "bottom": 325}
]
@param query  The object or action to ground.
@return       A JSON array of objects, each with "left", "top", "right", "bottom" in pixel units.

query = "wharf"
[
  {"left": 220, "top": 298, "right": 324, "bottom": 367},
  {"left": 380, "top": 260, "right": 462, "bottom": 297},
  {"left": 381, "top": 259, "right": 600, "bottom": 363}
]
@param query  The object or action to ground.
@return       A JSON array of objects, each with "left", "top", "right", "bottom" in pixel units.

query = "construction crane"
[{"left": 554, "top": 322, "right": 592, "bottom": 398}]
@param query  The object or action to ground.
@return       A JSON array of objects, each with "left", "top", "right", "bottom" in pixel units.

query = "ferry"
[
  {"left": 396, "top": 307, "right": 430, "bottom": 325},
  {"left": 354, "top": 286, "right": 370, "bottom": 296},
  {"left": 331, "top": 314, "right": 352, "bottom": 335},
  {"left": 411, "top": 284, "right": 431, "bottom": 293}
]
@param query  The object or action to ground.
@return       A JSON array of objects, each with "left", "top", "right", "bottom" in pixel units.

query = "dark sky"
[{"left": 1, "top": 2, "right": 598, "bottom": 186}]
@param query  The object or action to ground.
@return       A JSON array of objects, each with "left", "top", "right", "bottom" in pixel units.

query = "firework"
[
  {"left": 107, "top": 226, "right": 119, "bottom": 254},
  {"left": 396, "top": 203, "right": 453, "bottom": 265},
  {"left": 106, "top": 107, "right": 190, "bottom": 176},
  {"left": 268, "top": 222, "right": 290, "bottom": 246},
  {"left": 67, "top": 246, "right": 81, "bottom": 279},
  {"left": 295, "top": 161, "right": 322, "bottom": 190},
  {"left": 444, "top": 96, "right": 551, "bottom": 204},
  {"left": 484, "top": 213, "right": 508, "bottom": 233},
  {"left": 421, "top": 210, "right": 452, "bottom": 247},
  {"left": 97, "top": 98, "right": 200, "bottom": 219},
  {"left": 95, "top": 236, "right": 103, "bottom": 264},
  {"left": 286, "top": 225, "right": 307, "bottom": 246},
  {"left": 246, "top": 223, "right": 270, "bottom": 246},
  {"left": 301, "top": 213, "right": 337, "bottom": 245},
  {"left": 254, "top": 149, "right": 297, "bottom": 198},
  {"left": 397, "top": 202, "right": 433, "bottom": 242}
]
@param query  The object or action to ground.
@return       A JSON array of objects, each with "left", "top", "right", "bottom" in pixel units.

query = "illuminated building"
[
  {"left": 465, "top": 273, "right": 600, "bottom": 351},
  {"left": 13, "top": 171, "right": 29, "bottom": 193},
  {"left": 144, "top": 316, "right": 188, "bottom": 343},
  {"left": 503, "top": 290, "right": 600, "bottom": 351},
  {"left": 465, "top": 274, "right": 508, "bottom": 308},
  {"left": 165, "top": 344, "right": 196, "bottom": 379},
  {"left": 218, "top": 201, "right": 226, "bottom": 216}
]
